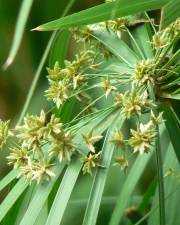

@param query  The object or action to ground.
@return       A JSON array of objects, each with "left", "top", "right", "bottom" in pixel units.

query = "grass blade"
[
  {"left": 33, "top": 0, "right": 169, "bottom": 31},
  {"left": 131, "top": 24, "right": 154, "bottom": 59},
  {"left": 45, "top": 110, "right": 119, "bottom": 225},
  {"left": 109, "top": 152, "right": 152, "bottom": 225},
  {"left": 0, "top": 178, "right": 28, "bottom": 223},
  {"left": 0, "top": 170, "right": 18, "bottom": 192},
  {"left": 19, "top": 163, "right": 65, "bottom": 225},
  {"left": 160, "top": 0, "right": 180, "bottom": 29},
  {"left": 17, "top": 32, "right": 56, "bottom": 125},
  {"left": 82, "top": 115, "right": 125, "bottom": 225},
  {"left": 92, "top": 31, "right": 139, "bottom": 66},
  {"left": 49, "top": 30, "right": 71, "bottom": 68},
  {"left": 45, "top": 156, "right": 82, "bottom": 225},
  {"left": 155, "top": 126, "right": 166, "bottom": 225},
  {"left": 160, "top": 104, "right": 180, "bottom": 163},
  {"left": 3, "top": 0, "right": 34, "bottom": 69}
]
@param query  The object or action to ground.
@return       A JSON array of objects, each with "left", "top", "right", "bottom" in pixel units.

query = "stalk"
[{"left": 17, "top": 0, "right": 76, "bottom": 125}]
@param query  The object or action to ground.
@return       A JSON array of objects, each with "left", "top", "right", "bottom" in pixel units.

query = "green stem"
[
  {"left": 17, "top": 32, "right": 56, "bottom": 125},
  {"left": 155, "top": 125, "right": 166, "bottom": 225},
  {"left": 16, "top": 0, "right": 76, "bottom": 125},
  {"left": 125, "top": 27, "right": 145, "bottom": 60},
  {"left": 147, "top": 82, "right": 166, "bottom": 225}
]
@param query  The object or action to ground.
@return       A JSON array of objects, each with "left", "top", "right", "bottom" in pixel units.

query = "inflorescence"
[{"left": 0, "top": 15, "right": 179, "bottom": 183}]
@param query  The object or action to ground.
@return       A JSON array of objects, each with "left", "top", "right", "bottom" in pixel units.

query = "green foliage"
[{"left": 0, "top": 1, "right": 180, "bottom": 225}]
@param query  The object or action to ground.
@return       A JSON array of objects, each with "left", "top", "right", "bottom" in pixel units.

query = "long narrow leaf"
[
  {"left": 82, "top": 115, "right": 125, "bottom": 225},
  {"left": 0, "top": 178, "right": 28, "bottom": 223},
  {"left": 92, "top": 31, "right": 139, "bottom": 66},
  {"left": 19, "top": 163, "right": 65, "bottom": 225},
  {"left": 160, "top": 0, "right": 180, "bottom": 29},
  {"left": 160, "top": 105, "right": 180, "bottom": 163},
  {"left": 3, "top": 0, "right": 34, "bottom": 69},
  {"left": 45, "top": 110, "right": 119, "bottom": 225},
  {"left": 109, "top": 152, "right": 152, "bottom": 225},
  {"left": 34, "top": 0, "right": 169, "bottom": 31},
  {"left": 0, "top": 170, "right": 18, "bottom": 192}
]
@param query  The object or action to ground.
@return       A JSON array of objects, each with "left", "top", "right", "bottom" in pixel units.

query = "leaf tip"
[
  {"left": 2, "top": 57, "right": 13, "bottom": 70},
  {"left": 31, "top": 26, "right": 42, "bottom": 31}
]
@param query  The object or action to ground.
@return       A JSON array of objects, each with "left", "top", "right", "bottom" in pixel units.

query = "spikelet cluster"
[
  {"left": 7, "top": 111, "right": 76, "bottom": 183},
  {"left": 46, "top": 50, "right": 96, "bottom": 108}
]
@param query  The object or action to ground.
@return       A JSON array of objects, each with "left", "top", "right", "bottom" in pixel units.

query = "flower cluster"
[
  {"left": 133, "top": 59, "right": 155, "bottom": 86},
  {"left": 3, "top": 14, "right": 178, "bottom": 182},
  {"left": 46, "top": 50, "right": 96, "bottom": 108},
  {"left": 151, "top": 18, "right": 180, "bottom": 50},
  {"left": 0, "top": 119, "right": 10, "bottom": 149},
  {"left": 114, "top": 90, "right": 154, "bottom": 119},
  {"left": 128, "top": 122, "right": 156, "bottom": 155},
  {"left": 81, "top": 152, "right": 101, "bottom": 175},
  {"left": 111, "top": 111, "right": 162, "bottom": 171},
  {"left": 71, "top": 26, "right": 112, "bottom": 59},
  {"left": 81, "top": 130, "right": 103, "bottom": 174},
  {"left": 8, "top": 111, "right": 76, "bottom": 183}
]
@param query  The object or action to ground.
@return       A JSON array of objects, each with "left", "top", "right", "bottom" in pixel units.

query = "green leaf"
[
  {"left": 82, "top": 115, "right": 125, "bottom": 225},
  {"left": 45, "top": 157, "right": 82, "bottom": 225},
  {"left": 109, "top": 152, "right": 152, "bottom": 225},
  {"left": 0, "top": 170, "right": 18, "bottom": 192},
  {"left": 131, "top": 24, "right": 154, "bottom": 59},
  {"left": 48, "top": 30, "right": 71, "bottom": 68},
  {"left": 17, "top": 0, "right": 76, "bottom": 125},
  {"left": 45, "top": 110, "right": 119, "bottom": 225},
  {"left": 34, "top": 0, "right": 169, "bottom": 31},
  {"left": 19, "top": 163, "right": 65, "bottom": 225},
  {"left": 160, "top": 0, "right": 180, "bottom": 29},
  {"left": 0, "top": 178, "right": 28, "bottom": 223},
  {"left": 92, "top": 31, "right": 139, "bottom": 66},
  {"left": 160, "top": 104, "right": 180, "bottom": 163},
  {"left": 3, "top": 0, "right": 34, "bottom": 69},
  {"left": 148, "top": 141, "right": 180, "bottom": 225}
]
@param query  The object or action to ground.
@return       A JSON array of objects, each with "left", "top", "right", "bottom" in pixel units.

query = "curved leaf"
[{"left": 33, "top": 0, "right": 170, "bottom": 31}]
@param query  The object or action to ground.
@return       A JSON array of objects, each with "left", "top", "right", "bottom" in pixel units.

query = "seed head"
[
  {"left": 49, "top": 131, "right": 76, "bottom": 162},
  {"left": 7, "top": 147, "right": 29, "bottom": 169},
  {"left": 0, "top": 119, "right": 10, "bottom": 149},
  {"left": 101, "top": 79, "right": 117, "bottom": 98},
  {"left": 151, "top": 31, "right": 169, "bottom": 49},
  {"left": 114, "top": 156, "right": 128, "bottom": 171},
  {"left": 82, "top": 130, "right": 103, "bottom": 153},
  {"left": 133, "top": 59, "right": 154, "bottom": 86},
  {"left": 129, "top": 123, "right": 156, "bottom": 155},
  {"left": 121, "top": 90, "right": 154, "bottom": 118},
  {"left": 111, "top": 129, "right": 125, "bottom": 148},
  {"left": 15, "top": 110, "right": 46, "bottom": 150},
  {"left": 81, "top": 152, "right": 101, "bottom": 175}
]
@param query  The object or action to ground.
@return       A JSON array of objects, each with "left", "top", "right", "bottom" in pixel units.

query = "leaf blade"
[
  {"left": 3, "top": 0, "right": 34, "bottom": 69},
  {"left": 34, "top": 0, "right": 170, "bottom": 31},
  {"left": 82, "top": 115, "right": 125, "bottom": 225}
]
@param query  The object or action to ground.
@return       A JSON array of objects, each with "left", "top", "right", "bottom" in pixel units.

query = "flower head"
[
  {"left": 151, "top": 31, "right": 169, "bottom": 49},
  {"left": 0, "top": 119, "right": 10, "bottom": 149},
  {"left": 15, "top": 110, "right": 46, "bottom": 150},
  {"left": 47, "top": 61, "right": 61, "bottom": 81},
  {"left": 114, "top": 156, "right": 128, "bottom": 171},
  {"left": 111, "top": 129, "right": 125, "bottom": 148},
  {"left": 49, "top": 131, "right": 76, "bottom": 162},
  {"left": 133, "top": 59, "right": 154, "bottom": 86},
  {"left": 7, "top": 147, "right": 29, "bottom": 169},
  {"left": 81, "top": 152, "right": 101, "bottom": 175},
  {"left": 129, "top": 123, "right": 156, "bottom": 154},
  {"left": 46, "top": 80, "right": 70, "bottom": 108},
  {"left": 101, "top": 79, "right": 117, "bottom": 98},
  {"left": 121, "top": 90, "right": 154, "bottom": 118},
  {"left": 82, "top": 130, "right": 103, "bottom": 153},
  {"left": 31, "top": 160, "right": 55, "bottom": 184}
]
